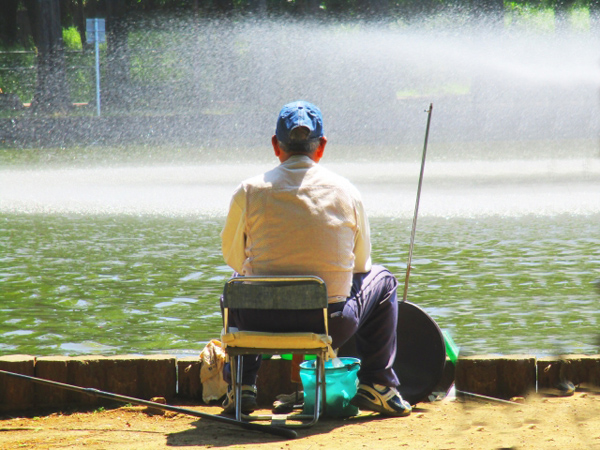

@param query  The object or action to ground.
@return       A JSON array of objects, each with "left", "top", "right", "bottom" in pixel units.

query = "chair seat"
[{"left": 222, "top": 331, "right": 333, "bottom": 354}]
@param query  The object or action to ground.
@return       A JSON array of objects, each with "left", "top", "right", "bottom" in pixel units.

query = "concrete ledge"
[
  {"left": 35, "top": 356, "right": 71, "bottom": 408},
  {"left": 537, "top": 355, "right": 600, "bottom": 389},
  {"left": 138, "top": 355, "right": 177, "bottom": 401},
  {"left": 0, "top": 355, "right": 35, "bottom": 413},
  {"left": 256, "top": 358, "right": 295, "bottom": 406},
  {"left": 103, "top": 355, "right": 143, "bottom": 398},
  {"left": 0, "top": 353, "right": 599, "bottom": 414},
  {"left": 455, "top": 355, "right": 537, "bottom": 400},
  {"left": 177, "top": 357, "right": 202, "bottom": 400}
]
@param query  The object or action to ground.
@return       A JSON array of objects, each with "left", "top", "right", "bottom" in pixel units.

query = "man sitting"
[{"left": 220, "top": 101, "right": 411, "bottom": 417}]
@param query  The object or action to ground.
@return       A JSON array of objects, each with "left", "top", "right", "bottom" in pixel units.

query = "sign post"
[{"left": 86, "top": 19, "right": 106, "bottom": 117}]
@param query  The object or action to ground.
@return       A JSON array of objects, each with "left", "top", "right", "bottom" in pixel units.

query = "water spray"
[{"left": 402, "top": 103, "right": 433, "bottom": 302}]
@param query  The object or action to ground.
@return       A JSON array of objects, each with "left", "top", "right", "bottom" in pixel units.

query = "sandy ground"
[{"left": 1, "top": 389, "right": 599, "bottom": 449}]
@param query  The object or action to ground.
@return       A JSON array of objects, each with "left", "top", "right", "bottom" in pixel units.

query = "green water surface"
[{"left": 2, "top": 213, "right": 599, "bottom": 357}]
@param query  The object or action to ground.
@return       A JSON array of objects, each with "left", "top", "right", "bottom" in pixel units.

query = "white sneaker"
[{"left": 351, "top": 383, "right": 412, "bottom": 417}]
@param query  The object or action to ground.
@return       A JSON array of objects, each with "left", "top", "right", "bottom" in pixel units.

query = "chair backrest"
[
  {"left": 223, "top": 276, "right": 327, "bottom": 309},
  {"left": 222, "top": 275, "right": 329, "bottom": 335}
]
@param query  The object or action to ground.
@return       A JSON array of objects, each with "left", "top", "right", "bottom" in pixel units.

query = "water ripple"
[{"left": 1, "top": 213, "right": 599, "bottom": 357}]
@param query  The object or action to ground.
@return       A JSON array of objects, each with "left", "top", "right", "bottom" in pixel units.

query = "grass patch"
[
  {"left": 505, "top": 4, "right": 591, "bottom": 33},
  {"left": 397, "top": 82, "right": 470, "bottom": 99}
]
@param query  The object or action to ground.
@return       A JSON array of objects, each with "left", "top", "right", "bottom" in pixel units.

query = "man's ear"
[
  {"left": 272, "top": 135, "right": 290, "bottom": 162},
  {"left": 313, "top": 136, "right": 327, "bottom": 162},
  {"left": 272, "top": 135, "right": 281, "bottom": 157}
]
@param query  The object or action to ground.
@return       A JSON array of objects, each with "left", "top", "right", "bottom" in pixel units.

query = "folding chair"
[{"left": 221, "top": 275, "right": 336, "bottom": 428}]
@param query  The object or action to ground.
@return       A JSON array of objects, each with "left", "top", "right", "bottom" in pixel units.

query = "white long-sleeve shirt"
[{"left": 221, "top": 155, "right": 372, "bottom": 299}]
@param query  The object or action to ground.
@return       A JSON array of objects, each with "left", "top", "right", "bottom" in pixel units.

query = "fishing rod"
[
  {"left": 0, "top": 369, "right": 297, "bottom": 440},
  {"left": 455, "top": 389, "right": 522, "bottom": 405},
  {"left": 402, "top": 103, "right": 433, "bottom": 302}
]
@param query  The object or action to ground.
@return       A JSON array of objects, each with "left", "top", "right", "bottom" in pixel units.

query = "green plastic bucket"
[{"left": 299, "top": 357, "right": 360, "bottom": 418}]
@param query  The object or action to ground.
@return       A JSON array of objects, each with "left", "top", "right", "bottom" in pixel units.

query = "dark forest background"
[
  {"left": 1, "top": 1, "right": 599, "bottom": 150},
  {"left": 1, "top": 1, "right": 598, "bottom": 113}
]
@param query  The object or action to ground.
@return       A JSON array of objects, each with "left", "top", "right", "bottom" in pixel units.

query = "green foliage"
[
  {"left": 128, "top": 30, "right": 189, "bottom": 85},
  {"left": 505, "top": 2, "right": 591, "bottom": 31},
  {"left": 65, "top": 51, "right": 95, "bottom": 103},
  {"left": 570, "top": 6, "right": 591, "bottom": 31},
  {"left": 505, "top": 2, "right": 557, "bottom": 32},
  {"left": 1, "top": 1, "right": 598, "bottom": 116},
  {"left": 396, "top": 82, "right": 470, "bottom": 99},
  {"left": 0, "top": 51, "right": 36, "bottom": 103},
  {"left": 63, "top": 27, "right": 83, "bottom": 51}
]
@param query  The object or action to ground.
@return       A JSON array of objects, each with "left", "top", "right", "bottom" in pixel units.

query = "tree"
[
  {"left": 247, "top": 0, "right": 267, "bottom": 16},
  {"left": 356, "top": 0, "right": 389, "bottom": 19},
  {"left": 24, "top": 0, "right": 72, "bottom": 113},
  {"left": 60, "top": 0, "right": 88, "bottom": 50},
  {"left": 103, "top": 0, "right": 133, "bottom": 110},
  {"left": 0, "top": 0, "right": 20, "bottom": 47}
]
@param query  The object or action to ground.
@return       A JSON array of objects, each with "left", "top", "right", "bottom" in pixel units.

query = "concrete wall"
[
  {"left": 456, "top": 354, "right": 600, "bottom": 400},
  {"left": 0, "top": 354, "right": 295, "bottom": 414},
  {"left": 1, "top": 353, "right": 599, "bottom": 414}
]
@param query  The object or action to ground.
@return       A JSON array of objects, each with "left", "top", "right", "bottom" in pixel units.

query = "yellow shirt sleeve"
[{"left": 221, "top": 186, "right": 247, "bottom": 274}]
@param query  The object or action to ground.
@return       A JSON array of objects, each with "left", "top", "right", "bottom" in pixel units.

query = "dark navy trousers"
[{"left": 223, "top": 265, "right": 400, "bottom": 388}]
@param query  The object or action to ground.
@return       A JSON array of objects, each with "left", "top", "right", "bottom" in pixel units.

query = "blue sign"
[{"left": 86, "top": 18, "right": 106, "bottom": 44}]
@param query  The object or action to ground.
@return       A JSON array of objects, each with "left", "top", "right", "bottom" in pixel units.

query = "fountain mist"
[{"left": 115, "top": 16, "right": 600, "bottom": 159}]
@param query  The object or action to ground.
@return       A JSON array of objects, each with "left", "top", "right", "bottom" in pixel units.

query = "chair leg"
[
  {"left": 229, "top": 350, "right": 329, "bottom": 427},
  {"left": 229, "top": 356, "right": 236, "bottom": 415},
  {"left": 321, "top": 356, "right": 328, "bottom": 417},
  {"left": 314, "top": 357, "right": 322, "bottom": 423},
  {"left": 230, "top": 355, "right": 244, "bottom": 422},
  {"left": 236, "top": 356, "right": 245, "bottom": 422},
  {"left": 312, "top": 354, "right": 329, "bottom": 423}
]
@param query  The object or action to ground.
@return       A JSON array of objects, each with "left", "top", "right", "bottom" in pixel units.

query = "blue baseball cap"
[{"left": 275, "top": 101, "right": 324, "bottom": 144}]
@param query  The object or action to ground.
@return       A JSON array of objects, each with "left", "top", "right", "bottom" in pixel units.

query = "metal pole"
[
  {"left": 0, "top": 369, "right": 297, "bottom": 440},
  {"left": 94, "top": 19, "right": 101, "bottom": 117},
  {"left": 402, "top": 103, "right": 433, "bottom": 302}
]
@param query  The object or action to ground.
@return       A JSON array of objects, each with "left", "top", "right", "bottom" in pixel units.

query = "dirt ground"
[{"left": 1, "top": 389, "right": 600, "bottom": 449}]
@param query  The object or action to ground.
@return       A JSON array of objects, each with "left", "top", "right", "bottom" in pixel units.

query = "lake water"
[{"left": 1, "top": 158, "right": 599, "bottom": 358}]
